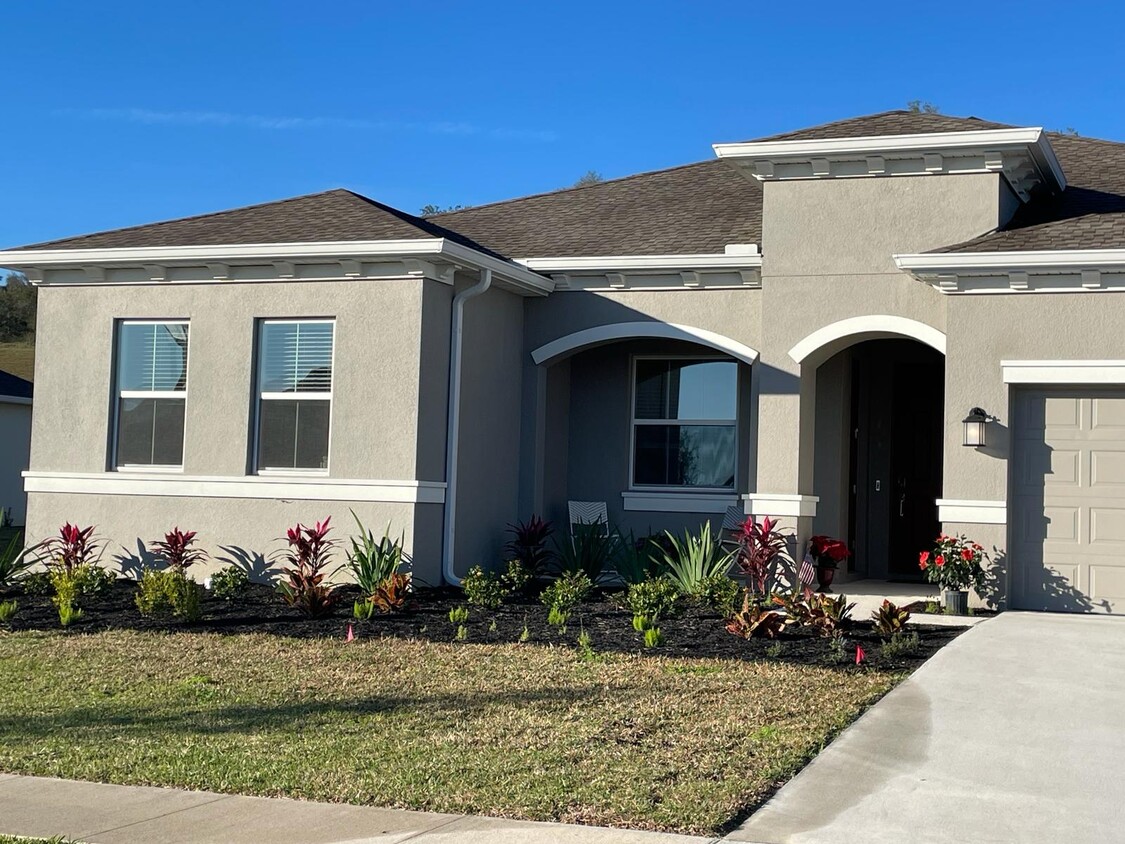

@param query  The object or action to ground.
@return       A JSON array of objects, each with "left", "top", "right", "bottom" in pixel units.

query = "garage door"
[{"left": 1012, "top": 389, "right": 1125, "bottom": 613}]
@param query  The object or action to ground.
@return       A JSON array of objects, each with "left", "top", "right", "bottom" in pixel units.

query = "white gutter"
[
  {"left": 441, "top": 267, "right": 493, "bottom": 586},
  {"left": 894, "top": 248, "right": 1125, "bottom": 274},
  {"left": 714, "top": 127, "right": 1053, "bottom": 160}
]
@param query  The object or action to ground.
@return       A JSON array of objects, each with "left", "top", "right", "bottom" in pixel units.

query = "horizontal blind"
[
  {"left": 259, "top": 321, "right": 334, "bottom": 393},
  {"left": 117, "top": 322, "right": 189, "bottom": 392}
]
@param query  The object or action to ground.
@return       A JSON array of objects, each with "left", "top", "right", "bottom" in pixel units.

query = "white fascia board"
[
  {"left": 1001, "top": 360, "right": 1125, "bottom": 384},
  {"left": 895, "top": 249, "right": 1125, "bottom": 275},
  {"left": 0, "top": 238, "right": 554, "bottom": 296},
  {"left": 715, "top": 127, "right": 1045, "bottom": 160},
  {"left": 518, "top": 251, "right": 762, "bottom": 273}
]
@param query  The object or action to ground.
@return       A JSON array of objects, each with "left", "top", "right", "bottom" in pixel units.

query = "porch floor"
[{"left": 826, "top": 578, "right": 983, "bottom": 627}]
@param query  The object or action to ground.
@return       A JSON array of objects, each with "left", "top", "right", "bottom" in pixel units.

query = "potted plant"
[
  {"left": 809, "top": 535, "right": 850, "bottom": 592},
  {"left": 918, "top": 534, "right": 987, "bottom": 614}
]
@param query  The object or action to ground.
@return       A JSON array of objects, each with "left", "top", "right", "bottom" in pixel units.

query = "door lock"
[{"left": 875, "top": 480, "right": 881, "bottom": 492}]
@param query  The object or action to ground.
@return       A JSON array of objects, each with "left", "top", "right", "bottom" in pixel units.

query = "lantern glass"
[{"left": 962, "top": 408, "right": 989, "bottom": 448}]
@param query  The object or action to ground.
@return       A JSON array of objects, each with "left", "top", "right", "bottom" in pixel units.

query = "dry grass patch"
[
  {"left": 0, "top": 342, "right": 34, "bottom": 381},
  {"left": 0, "top": 631, "right": 899, "bottom": 834}
]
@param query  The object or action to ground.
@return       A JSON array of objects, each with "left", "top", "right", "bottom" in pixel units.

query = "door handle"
[{"left": 899, "top": 494, "right": 906, "bottom": 517}]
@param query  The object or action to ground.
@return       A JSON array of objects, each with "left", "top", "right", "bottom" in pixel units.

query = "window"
[
  {"left": 255, "top": 320, "right": 334, "bottom": 472},
  {"left": 631, "top": 358, "right": 737, "bottom": 489},
  {"left": 114, "top": 321, "right": 189, "bottom": 468}
]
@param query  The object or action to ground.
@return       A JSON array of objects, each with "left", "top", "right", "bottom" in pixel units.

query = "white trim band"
[
  {"left": 741, "top": 493, "right": 819, "bottom": 518},
  {"left": 532, "top": 322, "right": 760, "bottom": 366},
  {"left": 936, "top": 498, "right": 1007, "bottom": 524},
  {"left": 789, "top": 315, "right": 946, "bottom": 364},
  {"left": 622, "top": 491, "right": 739, "bottom": 513},
  {"left": 1002, "top": 360, "right": 1125, "bottom": 384},
  {"left": 519, "top": 250, "right": 761, "bottom": 272},
  {"left": 23, "top": 471, "right": 446, "bottom": 504}
]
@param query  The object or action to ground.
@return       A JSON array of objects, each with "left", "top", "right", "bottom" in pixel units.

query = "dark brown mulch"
[{"left": 0, "top": 580, "right": 967, "bottom": 673}]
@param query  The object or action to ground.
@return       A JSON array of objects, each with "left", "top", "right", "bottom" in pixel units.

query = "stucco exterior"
[{"left": 0, "top": 400, "right": 31, "bottom": 525}]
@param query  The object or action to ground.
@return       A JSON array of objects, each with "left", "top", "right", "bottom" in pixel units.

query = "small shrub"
[
  {"left": 632, "top": 613, "right": 649, "bottom": 632},
  {"left": 345, "top": 511, "right": 409, "bottom": 596},
  {"left": 448, "top": 605, "right": 470, "bottom": 624},
  {"left": 454, "top": 623, "right": 468, "bottom": 641},
  {"left": 276, "top": 518, "right": 338, "bottom": 618},
  {"left": 135, "top": 570, "right": 203, "bottom": 621},
  {"left": 210, "top": 566, "right": 250, "bottom": 601},
  {"left": 500, "top": 559, "right": 533, "bottom": 596},
  {"left": 553, "top": 523, "right": 615, "bottom": 583},
  {"left": 643, "top": 626, "right": 664, "bottom": 648},
  {"left": 656, "top": 523, "right": 734, "bottom": 596},
  {"left": 488, "top": 617, "right": 498, "bottom": 633},
  {"left": 540, "top": 571, "right": 593, "bottom": 617},
  {"left": 58, "top": 602, "right": 83, "bottom": 627},
  {"left": 76, "top": 565, "right": 116, "bottom": 600},
  {"left": 369, "top": 572, "right": 413, "bottom": 614},
  {"left": 0, "top": 599, "right": 17, "bottom": 621},
  {"left": 150, "top": 527, "right": 206, "bottom": 572},
  {"left": 547, "top": 605, "right": 569, "bottom": 629},
  {"left": 463, "top": 565, "right": 507, "bottom": 609},
  {"left": 882, "top": 630, "right": 922, "bottom": 658},
  {"left": 773, "top": 589, "right": 855, "bottom": 638},
  {"left": 726, "top": 591, "right": 784, "bottom": 639},
  {"left": 694, "top": 573, "right": 740, "bottom": 615},
  {"left": 825, "top": 634, "right": 848, "bottom": 664},
  {"left": 765, "top": 640, "right": 784, "bottom": 658},
  {"left": 871, "top": 599, "right": 912, "bottom": 637},
  {"left": 22, "top": 571, "right": 52, "bottom": 595},
  {"left": 504, "top": 516, "right": 553, "bottom": 578},
  {"left": 577, "top": 628, "right": 595, "bottom": 661},
  {"left": 623, "top": 577, "right": 680, "bottom": 627},
  {"left": 518, "top": 623, "right": 530, "bottom": 643},
  {"left": 353, "top": 599, "right": 376, "bottom": 621}
]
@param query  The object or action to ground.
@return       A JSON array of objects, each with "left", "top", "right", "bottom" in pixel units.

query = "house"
[
  {"left": 3, "top": 109, "right": 1125, "bottom": 613},
  {"left": 0, "top": 369, "right": 32, "bottom": 527}
]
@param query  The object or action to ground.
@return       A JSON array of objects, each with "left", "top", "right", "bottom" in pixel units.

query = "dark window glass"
[
  {"left": 633, "top": 424, "right": 736, "bottom": 488},
  {"left": 115, "top": 398, "right": 186, "bottom": 466},
  {"left": 634, "top": 360, "right": 736, "bottom": 421},
  {"left": 258, "top": 399, "right": 330, "bottom": 470}
]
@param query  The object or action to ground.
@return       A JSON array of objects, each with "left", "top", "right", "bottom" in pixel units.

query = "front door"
[{"left": 849, "top": 340, "right": 944, "bottom": 580}]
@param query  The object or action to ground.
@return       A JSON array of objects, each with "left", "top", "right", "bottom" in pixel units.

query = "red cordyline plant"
[
  {"left": 277, "top": 517, "right": 339, "bottom": 617},
  {"left": 504, "top": 515, "right": 554, "bottom": 577},
  {"left": 919, "top": 533, "right": 987, "bottom": 592},
  {"left": 734, "top": 515, "right": 788, "bottom": 597},
  {"left": 150, "top": 528, "right": 206, "bottom": 572},
  {"left": 46, "top": 523, "right": 99, "bottom": 574}
]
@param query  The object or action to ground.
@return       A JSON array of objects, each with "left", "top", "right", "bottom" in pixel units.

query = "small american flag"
[{"left": 799, "top": 548, "right": 817, "bottom": 587}]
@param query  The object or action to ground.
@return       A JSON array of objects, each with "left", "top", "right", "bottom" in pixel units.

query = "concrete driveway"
[{"left": 727, "top": 612, "right": 1125, "bottom": 843}]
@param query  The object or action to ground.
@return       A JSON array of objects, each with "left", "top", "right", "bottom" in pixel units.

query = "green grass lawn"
[
  {"left": 0, "top": 631, "right": 898, "bottom": 834},
  {"left": 0, "top": 342, "right": 34, "bottom": 381}
]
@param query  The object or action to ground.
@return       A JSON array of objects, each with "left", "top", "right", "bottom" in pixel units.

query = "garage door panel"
[{"left": 1013, "top": 388, "right": 1125, "bottom": 614}]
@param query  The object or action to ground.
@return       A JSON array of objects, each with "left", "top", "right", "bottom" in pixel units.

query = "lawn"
[
  {"left": 0, "top": 630, "right": 899, "bottom": 835},
  {"left": 0, "top": 341, "right": 34, "bottom": 381}
]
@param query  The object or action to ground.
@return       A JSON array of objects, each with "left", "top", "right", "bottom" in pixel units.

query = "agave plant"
[
  {"left": 0, "top": 532, "right": 42, "bottom": 590},
  {"left": 657, "top": 522, "right": 734, "bottom": 596},
  {"left": 345, "top": 510, "right": 409, "bottom": 596}
]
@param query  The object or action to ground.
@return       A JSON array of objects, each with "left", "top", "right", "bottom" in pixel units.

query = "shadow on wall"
[
  {"left": 977, "top": 548, "right": 1007, "bottom": 610},
  {"left": 112, "top": 540, "right": 276, "bottom": 584}
]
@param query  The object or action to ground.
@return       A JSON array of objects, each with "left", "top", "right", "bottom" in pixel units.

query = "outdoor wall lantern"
[{"left": 962, "top": 407, "right": 991, "bottom": 448}]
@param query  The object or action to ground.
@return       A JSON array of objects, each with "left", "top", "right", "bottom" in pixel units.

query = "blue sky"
[{"left": 4, "top": 0, "right": 1123, "bottom": 248}]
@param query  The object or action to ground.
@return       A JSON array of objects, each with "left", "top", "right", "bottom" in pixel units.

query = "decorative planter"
[
  {"left": 942, "top": 589, "right": 969, "bottom": 615},
  {"left": 816, "top": 564, "right": 836, "bottom": 592}
]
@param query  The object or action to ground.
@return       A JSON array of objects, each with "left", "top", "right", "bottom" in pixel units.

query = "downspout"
[{"left": 441, "top": 267, "right": 493, "bottom": 586}]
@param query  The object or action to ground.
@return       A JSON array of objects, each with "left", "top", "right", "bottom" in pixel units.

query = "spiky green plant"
[{"left": 657, "top": 522, "right": 734, "bottom": 596}]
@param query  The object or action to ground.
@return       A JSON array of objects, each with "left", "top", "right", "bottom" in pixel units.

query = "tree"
[
  {"left": 0, "top": 271, "right": 37, "bottom": 342},
  {"left": 419, "top": 204, "right": 467, "bottom": 215},
  {"left": 906, "top": 100, "right": 940, "bottom": 114},
  {"left": 573, "top": 170, "right": 604, "bottom": 187}
]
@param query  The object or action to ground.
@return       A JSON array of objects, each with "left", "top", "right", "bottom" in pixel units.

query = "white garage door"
[{"left": 1012, "top": 389, "right": 1125, "bottom": 613}]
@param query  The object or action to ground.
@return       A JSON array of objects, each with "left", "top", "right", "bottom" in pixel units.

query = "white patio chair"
[{"left": 568, "top": 500, "right": 609, "bottom": 537}]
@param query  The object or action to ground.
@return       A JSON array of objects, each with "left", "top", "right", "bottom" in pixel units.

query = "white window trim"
[
  {"left": 253, "top": 318, "right": 336, "bottom": 476},
  {"left": 112, "top": 319, "right": 190, "bottom": 472},
  {"left": 622, "top": 491, "right": 739, "bottom": 513},
  {"left": 629, "top": 355, "right": 739, "bottom": 493},
  {"left": 935, "top": 498, "right": 1007, "bottom": 524},
  {"left": 1002, "top": 360, "right": 1125, "bottom": 384}
]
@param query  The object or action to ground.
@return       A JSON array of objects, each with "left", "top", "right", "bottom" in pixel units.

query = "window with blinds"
[
  {"left": 114, "top": 321, "right": 189, "bottom": 468},
  {"left": 631, "top": 358, "right": 737, "bottom": 489},
  {"left": 255, "top": 320, "right": 334, "bottom": 471}
]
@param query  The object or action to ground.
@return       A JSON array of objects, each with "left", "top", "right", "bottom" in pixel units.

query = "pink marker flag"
[
  {"left": 855, "top": 645, "right": 866, "bottom": 665},
  {"left": 345, "top": 623, "right": 355, "bottom": 643}
]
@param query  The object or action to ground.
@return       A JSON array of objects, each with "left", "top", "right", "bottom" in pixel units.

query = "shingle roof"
[
  {"left": 16, "top": 189, "right": 497, "bottom": 254},
  {"left": 15, "top": 110, "right": 1125, "bottom": 259},
  {"left": 935, "top": 133, "right": 1125, "bottom": 252},
  {"left": 0, "top": 369, "right": 32, "bottom": 400}
]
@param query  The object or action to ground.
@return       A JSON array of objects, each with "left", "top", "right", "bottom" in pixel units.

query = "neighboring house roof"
[
  {"left": 0, "top": 369, "right": 33, "bottom": 401},
  {"left": 12, "top": 110, "right": 1125, "bottom": 260},
  {"left": 16, "top": 188, "right": 501, "bottom": 256}
]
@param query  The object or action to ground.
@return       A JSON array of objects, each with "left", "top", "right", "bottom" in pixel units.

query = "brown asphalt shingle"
[{"left": 16, "top": 110, "right": 1125, "bottom": 258}]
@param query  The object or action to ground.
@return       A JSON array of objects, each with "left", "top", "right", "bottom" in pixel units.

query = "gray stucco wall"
[
  {"left": 0, "top": 401, "right": 32, "bottom": 525},
  {"left": 26, "top": 277, "right": 448, "bottom": 584}
]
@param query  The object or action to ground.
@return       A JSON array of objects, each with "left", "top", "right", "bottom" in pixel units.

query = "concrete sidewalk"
[
  {"left": 727, "top": 612, "right": 1125, "bottom": 843},
  {"left": 0, "top": 774, "right": 718, "bottom": 843}
]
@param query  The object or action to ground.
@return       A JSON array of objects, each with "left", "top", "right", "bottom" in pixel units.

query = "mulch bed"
[{"left": 1, "top": 581, "right": 967, "bottom": 673}]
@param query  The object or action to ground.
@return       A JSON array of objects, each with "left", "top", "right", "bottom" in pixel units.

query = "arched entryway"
[{"left": 794, "top": 319, "right": 946, "bottom": 581}]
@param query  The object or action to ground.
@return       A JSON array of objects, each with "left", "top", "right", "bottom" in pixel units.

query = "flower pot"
[
  {"left": 942, "top": 589, "right": 969, "bottom": 615},
  {"left": 816, "top": 564, "right": 836, "bottom": 592}
]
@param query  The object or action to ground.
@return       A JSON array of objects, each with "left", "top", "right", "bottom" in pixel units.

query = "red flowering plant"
[
  {"left": 150, "top": 528, "right": 206, "bottom": 573},
  {"left": 809, "top": 535, "right": 850, "bottom": 569},
  {"left": 734, "top": 515, "right": 789, "bottom": 598},
  {"left": 276, "top": 518, "right": 339, "bottom": 617},
  {"left": 45, "top": 522, "right": 99, "bottom": 575},
  {"left": 918, "top": 533, "right": 987, "bottom": 592}
]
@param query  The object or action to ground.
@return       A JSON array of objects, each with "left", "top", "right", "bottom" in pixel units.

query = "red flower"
[
  {"left": 918, "top": 551, "right": 930, "bottom": 570},
  {"left": 961, "top": 548, "right": 973, "bottom": 562},
  {"left": 935, "top": 554, "right": 945, "bottom": 567}
]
